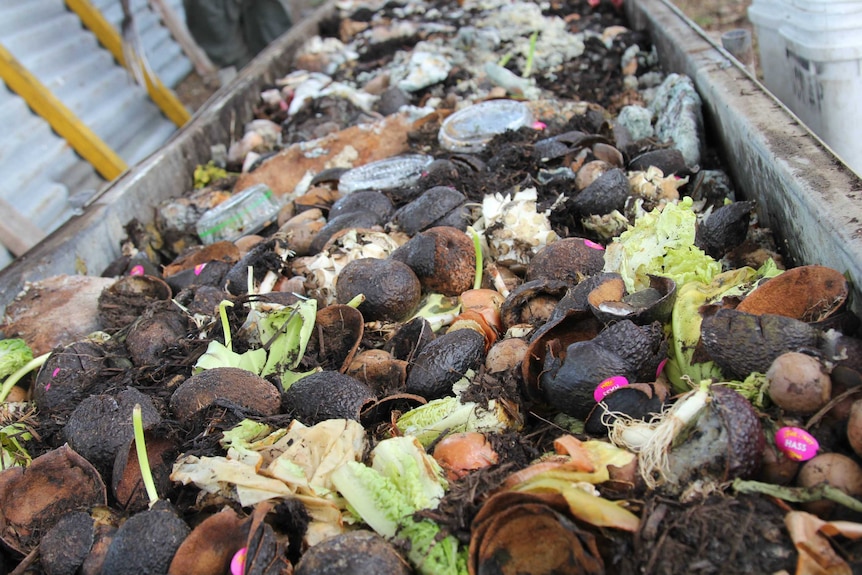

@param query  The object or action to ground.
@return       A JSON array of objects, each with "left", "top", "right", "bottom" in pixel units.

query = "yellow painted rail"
[
  {"left": 64, "top": 0, "right": 191, "bottom": 127},
  {"left": 0, "top": 43, "right": 127, "bottom": 181}
]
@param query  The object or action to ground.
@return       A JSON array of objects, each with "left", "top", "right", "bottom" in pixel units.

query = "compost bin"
[{"left": 2, "top": 0, "right": 862, "bottom": 574}]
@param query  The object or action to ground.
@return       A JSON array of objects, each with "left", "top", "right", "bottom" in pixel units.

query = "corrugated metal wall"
[{"left": 0, "top": 0, "right": 192, "bottom": 269}]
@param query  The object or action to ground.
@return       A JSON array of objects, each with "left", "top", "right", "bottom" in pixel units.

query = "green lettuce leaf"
[
  {"left": 604, "top": 196, "right": 721, "bottom": 292},
  {"left": 260, "top": 298, "right": 317, "bottom": 376},
  {"left": 666, "top": 260, "right": 783, "bottom": 392},
  {"left": 0, "top": 339, "right": 33, "bottom": 381},
  {"left": 331, "top": 436, "right": 466, "bottom": 575},
  {"left": 395, "top": 397, "right": 513, "bottom": 448}
]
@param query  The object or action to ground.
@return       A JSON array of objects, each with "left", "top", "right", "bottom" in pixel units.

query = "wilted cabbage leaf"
[
  {"left": 395, "top": 396, "right": 517, "bottom": 448},
  {"left": 665, "top": 260, "right": 782, "bottom": 392},
  {"left": 171, "top": 418, "right": 366, "bottom": 545},
  {"left": 331, "top": 436, "right": 466, "bottom": 575},
  {"left": 604, "top": 196, "right": 721, "bottom": 292},
  {"left": 0, "top": 339, "right": 33, "bottom": 381}
]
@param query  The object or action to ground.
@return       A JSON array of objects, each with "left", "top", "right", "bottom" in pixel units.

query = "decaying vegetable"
[
  {"left": 766, "top": 352, "right": 831, "bottom": 415},
  {"left": 610, "top": 382, "right": 763, "bottom": 494},
  {"left": 330, "top": 436, "right": 466, "bottom": 575}
]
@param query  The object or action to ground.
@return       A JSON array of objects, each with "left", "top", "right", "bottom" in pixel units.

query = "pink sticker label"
[
  {"left": 194, "top": 263, "right": 207, "bottom": 276},
  {"left": 52, "top": 367, "right": 60, "bottom": 377},
  {"left": 129, "top": 265, "right": 145, "bottom": 276},
  {"left": 44, "top": 383, "right": 51, "bottom": 392},
  {"left": 231, "top": 547, "right": 247, "bottom": 575},
  {"left": 583, "top": 239, "right": 604, "bottom": 250},
  {"left": 656, "top": 358, "right": 668, "bottom": 379},
  {"left": 775, "top": 427, "right": 819, "bottom": 461},
  {"left": 594, "top": 376, "right": 629, "bottom": 402},
  {"left": 532, "top": 120, "right": 547, "bottom": 130}
]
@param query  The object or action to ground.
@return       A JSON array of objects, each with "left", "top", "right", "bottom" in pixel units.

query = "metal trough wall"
[
  {"left": 1, "top": 0, "right": 861, "bottom": 316},
  {"left": 0, "top": 3, "right": 336, "bottom": 314},
  {"left": 624, "top": 0, "right": 862, "bottom": 312}
]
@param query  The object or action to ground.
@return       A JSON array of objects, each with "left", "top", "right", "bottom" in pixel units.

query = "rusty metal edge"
[
  {"left": 625, "top": 0, "right": 862, "bottom": 314},
  {"left": 0, "top": 2, "right": 336, "bottom": 316}
]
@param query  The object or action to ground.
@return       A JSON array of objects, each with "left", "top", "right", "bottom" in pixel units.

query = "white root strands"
[{"left": 608, "top": 385, "right": 712, "bottom": 489}]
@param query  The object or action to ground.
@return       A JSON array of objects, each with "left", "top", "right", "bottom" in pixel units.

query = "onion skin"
[{"left": 432, "top": 432, "right": 499, "bottom": 481}]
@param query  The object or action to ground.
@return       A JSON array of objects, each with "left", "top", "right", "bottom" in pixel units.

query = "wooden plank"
[
  {"left": 0, "top": 198, "right": 47, "bottom": 257},
  {"left": 63, "top": 0, "right": 192, "bottom": 128},
  {"left": 0, "top": 43, "right": 127, "bottom": 181},
  {"left": 147, "top": 0, "right": 218, "bottom": 80}
]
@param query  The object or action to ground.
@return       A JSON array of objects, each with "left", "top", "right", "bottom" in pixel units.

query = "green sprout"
[
  {"left": 220, "top": 300, "right": 234, "bottom": 352},
  {"left": 194, "top": 297, "right": 318, "bottom": 386},
  {"left": 523, "top": 31, "right": 539, "bottom": 78},
  {"left": 0, "top": 352, "right": 50, "bottom": 404},
  {"left": 0, "top": 405, "right": 34, "bottom": 469},
  {"left": 345, "top": 294, "right": 366, "bottom": 308},
  {"left": 133, "top": 403, "right": 159, "bottom": 507},
  {"left": 467, "top": 226, "right": 483, "bottom": 290}
]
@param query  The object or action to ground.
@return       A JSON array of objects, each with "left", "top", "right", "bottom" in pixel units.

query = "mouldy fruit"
[
  {"left": 169, "top": 367, "right": 282, "bottom": 420},
  {"left": 336, "top": 258, "right": 421, "bottom": 322},
  {"left": 63, "top": 388, "right": 161, "bottom": 477},
  {"left": 282, "top": 370, "right": 377, "bottom": 425},
  {"left": 700, "top": 309, "right": 819, "bottom": 379},
  {"left": 526, "top": 237, "right": 606, "bottom": 284},
  {"left": 34, "top": 339, "right": 111, "bottom": 415},
  {"left": 664, "top": 386, "right": 764, "bottom": 490},
  {"left": 294, "top": 530, "right": 411, "bottom": 575},
  {"left": 405, "top": 329, "right": 485, "bottom": 400},
  {"left": 766, "top": 352, "right": 831, "bottom": 415},
  {"left": 390, "top": 226, "right": 476, "bottom": 296},
  {"left": 39, "top": 511, "right": 95, "bottom": 575},
  {"left": 100, "top": 502, "right": 190, "bottom": 575}
]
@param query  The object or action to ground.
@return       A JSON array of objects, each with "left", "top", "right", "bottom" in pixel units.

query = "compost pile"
[{"left": 3, "top": 0, "right": 862, "bottom": 574}]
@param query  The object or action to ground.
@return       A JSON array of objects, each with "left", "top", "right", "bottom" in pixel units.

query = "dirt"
[
  {"left": 2, "top": 0, "right": 859, "bottom": 574},
  {"left": 175, "top": 0, "right": 759, "bottom": 112}
]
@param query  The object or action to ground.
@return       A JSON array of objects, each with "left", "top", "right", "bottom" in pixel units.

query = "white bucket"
[
  {"left": 749, "top": 0, "right": 862, "bottom": 175},
  {"left": 747, "top": 0, "right": 793, "bottom": 102}
]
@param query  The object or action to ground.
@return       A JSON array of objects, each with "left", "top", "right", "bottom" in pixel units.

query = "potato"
[
  {"left": 796, "top": 453, "right": 862, "bottom": 517},
  {"left": 767, "top": 352, "right": 831, "bottom": 415},
  {"left": 847, "top": 399, "right": 862, "bottom": 458}
]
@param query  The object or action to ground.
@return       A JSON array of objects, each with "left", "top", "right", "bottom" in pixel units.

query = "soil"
[
  {"left": 2, "top": 0, "right": 858, "bottom": 574},
  {"left": 175, "top": 0, "right": 759, "bottom": 112}
]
